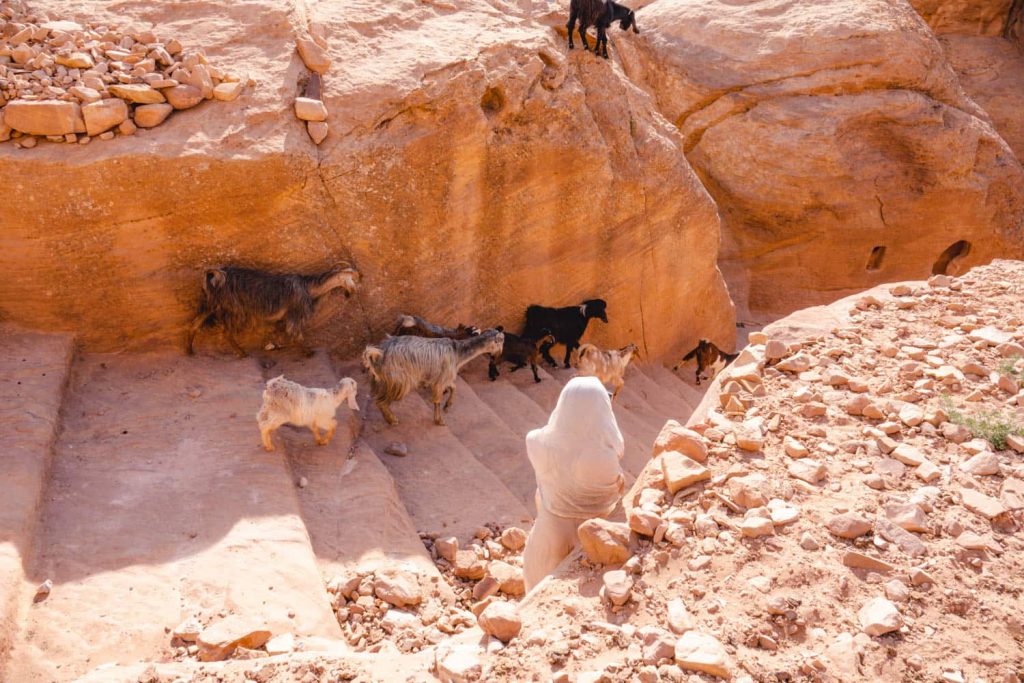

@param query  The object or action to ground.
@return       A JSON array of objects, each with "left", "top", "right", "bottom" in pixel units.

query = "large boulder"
[
  {"left": 0, "top": 0, "right": 734, "bottom": 361},
  {"left": 624, "top": 0, "right": 1024, "bottom": 318}
]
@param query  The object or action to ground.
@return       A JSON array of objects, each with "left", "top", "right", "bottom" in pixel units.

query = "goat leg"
[
  {"left": 433, "top": 400, "right": 445, "bottom": 426},
  {"left": 260, "top": 427, "right": 276, "bottom": 452},
  {"left": 567, "top": 10, "right": 577, "bottom": 49},
  {"left": 540, "top": 341, "right": 558, "bottom": 368},
  {"left": 322, "top": 420, "right": 337, "bottom": 445},
  {"left": 377, "top": 401, "right": 398, "bottom": 425},
  {"left": 488, "top": 359, "right": 499, "bottom": 381},
  {"left": 562, "top": 343, "right": 575, "bottom": 369},
  {"left": 531, "top": 361, "right": 541, "bottom": 383},
  {"left": 443, "top": 385, "right": 456, "bottom": 411},
  {"left": 225, "top": 330, "right": 248, "bottom": 358},
  {"left": 311, "top": 424, "right": 324, "bottom": 445},
  {"left": 597, "top": 26, "right": 608, "bottom": 59},
  {"left": 579, "top": 23, "right": 590, "bottom": 51},
  {"left": 185, "top": 312, "right": 213, "bottom": 355}
]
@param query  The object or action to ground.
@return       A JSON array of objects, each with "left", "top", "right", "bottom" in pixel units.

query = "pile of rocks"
[
  {"left": 293, "top": 26, "right": 330, "bottom": 145},
  {"left": 423, "top": 523, "right": 528, "bottom": 617},
  {"left": 0, "top": 0, "right": 244, "bottom": 147},
  {"left": 477, "top": 263, "right": 1024, "bottom": 683}
]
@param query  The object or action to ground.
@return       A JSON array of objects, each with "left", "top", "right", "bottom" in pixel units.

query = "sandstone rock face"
[
  {"left": 0, "top": 0, "right": 734, "bottom": 361},
  {"left": 939, "top": 35, "right": 1024, "bottom": 160},
  {"left": 910, "top": 0, "right": 1015, "bottom": 35},
  {"left": 624, "top": 0, "right": 1024, "bottom": 318}
]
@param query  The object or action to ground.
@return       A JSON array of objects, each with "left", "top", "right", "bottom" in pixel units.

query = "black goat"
[
  {"left": 522, "top": 299, "right": 608, "bottom": 369},
  {"left": 185, "top": 263, "right": 360, "bottom": 357},
  {"left": 488, "top": 327, "right": 556, "bottom": 383},
  {"left": 391, "top": 314, "right": 480, "bottom": 340},
  {"left": 567, "top": 0, "right": 639, "bottom": 59},
  {"left": 673, "top": 339, "right": 738, "bottom": 386}
]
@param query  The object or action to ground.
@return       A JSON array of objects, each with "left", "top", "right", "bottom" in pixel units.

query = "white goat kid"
[
  {"left": 575, "top": 342, "right": 639, "bottom": 400},
  {"left": 257, "top": 375, "right": 359, "bottom": 451}
]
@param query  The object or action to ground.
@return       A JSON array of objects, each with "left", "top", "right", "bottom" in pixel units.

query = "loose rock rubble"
[
  {"left": 0, "top": 0, "right": 244, "bottom": 147},
  {"left": 467, "top": 262, "right": 1024, "bottom": 683}
]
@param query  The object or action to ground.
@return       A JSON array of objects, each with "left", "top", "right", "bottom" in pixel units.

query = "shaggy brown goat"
[
  {"left": 362, "top": 329, "right": 504, "bottom": 426},
  {"left": 673, "top": 339, "right": 738, "bottom": 386},
  {"left": 488, "top": 327, "right": 556, "bottom": 383},
  {"left": 391, "top": 314, "right": 480, "bottom": 340},
  {"left": 185, "top": 263, "right": 360, "bottom": 357}
]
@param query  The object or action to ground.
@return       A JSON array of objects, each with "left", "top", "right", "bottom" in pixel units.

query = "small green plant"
[
  {"left": 997, "top": 355, "right": 1024, "bottom": 381},
  {"left": 942, "top": 396, "right": 1024, "bottom": 450}
]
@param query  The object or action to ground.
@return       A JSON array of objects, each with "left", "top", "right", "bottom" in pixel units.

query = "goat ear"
[{"left": 206, "top": 269, "right": 226, "bottom": 289}]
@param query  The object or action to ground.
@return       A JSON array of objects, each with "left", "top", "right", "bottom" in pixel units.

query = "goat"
[
  {"left": 362, "top": 329, "right": 504, "bottom": 426},
  {"left": 487, "top": 327, "right": 556, "bottom": 383},
  {"left": 575, "top": 342, "right": 639, "bottom": 400},
  {"left": 391, "top": 314, "right": 480, "bottom": 340},
  {"left": 257, "top": 375, "right": 359, "bottom": 452},
  {"left": 186, "top": 263, "right": 361, "bottom": 357},
  {"left": 522, "top": 299, "right": 608, "bottom": 369},
  {"left": 673, "top": 339, "right": 738, "bottom": 386},
  {"left": 567, "top": 0, "right": 639, "bottom": 59}
]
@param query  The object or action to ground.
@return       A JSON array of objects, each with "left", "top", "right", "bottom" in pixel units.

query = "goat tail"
[
  {"left": 681, "top": 344, "right": 700, "bottom": 362},
  {"left": 362, "top": 346, "right": 384, "bottom": 383}
]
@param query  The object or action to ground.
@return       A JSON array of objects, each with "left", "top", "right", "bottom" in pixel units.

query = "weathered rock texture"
[
  {"left": 0, "top": 0, "right": 734, "bottom": 360},
  {"left": 622, "top": 0, "right": 1024, "bottom": 319}
]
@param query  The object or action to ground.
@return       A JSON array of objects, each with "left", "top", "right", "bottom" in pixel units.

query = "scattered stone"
[
  {"left": 874, "top": 517, "right": 927, "bottom": 557},
  {"left": 499, "top": 527, "right": 527, "bottom": 551},
  {"left": 578, "top": 519, "right": 631, "bottom": 565},
  {"left": 1007, "top": 434, "right": 1024, "bottom": 454},
  {"left": 884, "top": 579, "right": 910, "bottom": 602},
  {"left": 296, "top": 35, "right": 332, "bottom": 74},
  {"left": 435, "top": 536, "right": 458, "bottom": 562},
  {"left": 891, "top": 445, "right": 925, "bottom": 466},
  {"left": 960, "top": 451, "right": 1001, "bottom": 476},
  {"left": 740, "top": 516, "right": 774, "bottom": 538},
  {"left": 134, "top": 103, "right": 173, "bottom": 129},
  {"left": 960, "top": 487, "right": 1007, "bottom": 520},
  {"left": 602, "top": 569, "right": 633, "bottom": 606},
  {"left": 666, "top": 598, "right": 693, "bottom": 634},
  {"left": 213, "top": 81, "right": 243, "bottom": 102},
  {"left": 629, "top": 508, "right": 664, "bottom": 536},
  {"left": 4, "top": 100, "right": 84, "bottom": 136},
  {"left": 33, "top": 579, "right": 52, "bottom": 602},
  {"left": 915, "top": 460, "right": 941, "bottom": 484},
  {"left": 784, "top": 436, "right": 809, "bottom": 458},
  {"left": 196, "top": 615, "right": 271, "bottom": 661},
  {"left": 661, "top": 451, "right": 710, "bottom": 493},
  {"left": 477, "top": 602, "right": 521, "bottom": 642},
  {"left": 436, "top": 644, "right": 482, "bottom": 682},
  {"left": 858, "top": 597, "right": 903, "bottom": 636},
  {"left": 487, "top": 560, "right": 524, "bottom": 596},
  {"left": 373, "top": 570, "right": 422, "bottom": 607},
  {"left": 674, "top": 631, "right": 731, "bottom": 679},
  {"left": 799, "top": 532, "right": 820, "bottom": 551},
  {"left": 295, "top": 96, "right": 328, "bottom": 122},
  {"left": 653, "top": 421, "right": 708, "bottom": 462},
  {"left": 264, "top": 632, "right": 295, "bottom": 655},
  {"left": 307, "top": 120, "right": 329, "bottom": 144},
  {"left": 843, "top": 551, "right": 894, "bottom": 572},
  {"left": 384, "top": 442, "right": 408, "bottom": 457},
  {"left": 827, "top": 513, "right": 872, "bottom": 539},
  {"left": 109, "top": 84, "right": 166, "bottom": 104},
  {"left": 453, "top": 550, "right": 486, "bottom": 579},
  {"left": 172, "top": 616, "right": 203, "bottom": 642},
  {"left": 788, "top": 458, "right": 826, "bottom": 484},
  {"left": 165, "top": 84, "right": 204, "bottom": 110},
  {"left": 884, "top": 503, "right": 929, "bottom": 533}
]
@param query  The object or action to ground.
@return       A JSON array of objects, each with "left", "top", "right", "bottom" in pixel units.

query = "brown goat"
[
  {"left": 186, "top": 263, "right": 360, "bottom": 357},
  {"left": 488, "top": 327, "right": 556, "bottom": 383}
]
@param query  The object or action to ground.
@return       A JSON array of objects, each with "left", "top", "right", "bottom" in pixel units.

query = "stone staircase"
[{"left": 0, "top": 325, "right": 706, "bottom": 681}]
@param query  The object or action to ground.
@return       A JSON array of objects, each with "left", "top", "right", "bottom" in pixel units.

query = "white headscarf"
[{"left": 526, "top": 376, "right": 625, "bottom": 519}]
